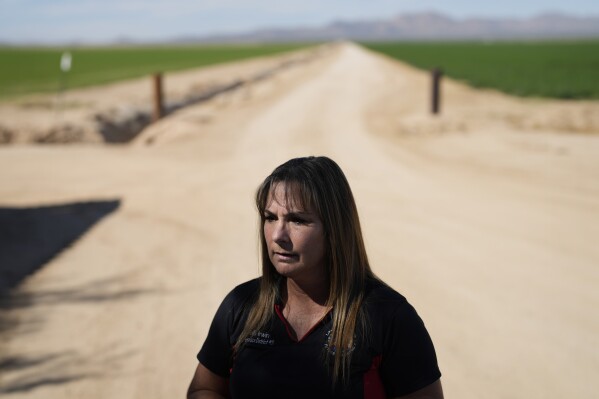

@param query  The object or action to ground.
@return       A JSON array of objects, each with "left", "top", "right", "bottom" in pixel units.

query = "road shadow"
[
  {"left": 0, "top": 199, "right": 121, "bottom": 293},
  {"left": 0, "top": 271, "right": 155, "bottom": 392},
  {"left": 0, "top": 346, "right": 137, "bottom": 394},
  {"left": 0, "top": 271, "right": 156, "bottom": 316},
  {"left": 0, "top": 199, "right": 161, "bottom": 393}
]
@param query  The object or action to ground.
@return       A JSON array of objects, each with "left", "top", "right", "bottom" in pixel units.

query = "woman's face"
[{"left": 263, "top": 183, "right": 326, "bottom": 282}]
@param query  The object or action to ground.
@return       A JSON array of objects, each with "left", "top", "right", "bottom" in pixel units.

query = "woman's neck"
[
  {"left": 281, "top": 277, "right": 331, "bottom": 341},
  {"left": 284, "top": 276, "right": 329, "bottom": 309}
]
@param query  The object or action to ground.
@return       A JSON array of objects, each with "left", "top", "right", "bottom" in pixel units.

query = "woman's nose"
[{"left": 272, "top": 221, "right": 289, "bottom": 243}]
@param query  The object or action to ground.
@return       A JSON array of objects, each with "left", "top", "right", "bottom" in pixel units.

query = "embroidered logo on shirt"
[
  {"left": 324, "top": 329, "right": 356, "bottom": 356},
  {"left": 245, "top": 331, "right": 275, "bottom": 346}
]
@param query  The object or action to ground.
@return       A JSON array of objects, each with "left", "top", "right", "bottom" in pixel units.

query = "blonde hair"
[{"left": 235, "top": 156, "right": 377, "bottom": 385}]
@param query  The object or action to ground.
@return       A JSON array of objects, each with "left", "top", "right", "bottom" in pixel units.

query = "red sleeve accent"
[{"left": 363, "top": 355, "right": 386, "bottom": 399}]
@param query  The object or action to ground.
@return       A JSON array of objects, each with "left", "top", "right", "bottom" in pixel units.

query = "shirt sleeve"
[
  {"left": 197, "top": 285, "right": 249, "bottom": 378},
  {"left": 378, "top": 301, "right": 442, "bottom": 397}
]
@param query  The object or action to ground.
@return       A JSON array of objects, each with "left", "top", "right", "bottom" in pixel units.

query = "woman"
[{"left": 188, "top": 156, "right": 443, "bottom": 399}]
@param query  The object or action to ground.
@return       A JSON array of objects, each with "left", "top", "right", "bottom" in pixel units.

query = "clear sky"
[{"left": 1, "top": 0, "right": 599, "bottom": 44}]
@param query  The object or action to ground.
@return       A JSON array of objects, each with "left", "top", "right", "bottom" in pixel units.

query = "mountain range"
[{"left": 175, "top": 12, "right": 599, "bottom": 43}]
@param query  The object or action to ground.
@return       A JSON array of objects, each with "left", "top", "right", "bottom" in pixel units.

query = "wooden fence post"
[
  {"left": 431, "top": 68, "right": 442, "bottom": 115},
  {"left": 152, "top": 73, "right": 163, "bottom": 122}
]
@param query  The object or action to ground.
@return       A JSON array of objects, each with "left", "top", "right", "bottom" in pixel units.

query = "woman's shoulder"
[
  {"left": 363, "top": 278, "right": 426, "bottom": 327},
  {"left": 362, "top": 279, "right": 434, "bottom": 351},
  {"left": 364, "top": 278, "right": 408, "bottom": 306},
  {"left": 230, "top": 277, "right": 261, "bottom": 295},
  {"left": 223, "top": 277, "right": 260, "bottom": 306},
  {"left": 211, "top": 278, "right": 260, "bottom": 330}
]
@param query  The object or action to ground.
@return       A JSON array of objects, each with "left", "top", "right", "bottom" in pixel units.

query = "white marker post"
[
  {"left": 56, "top": 52, "right": 72, "bottom": 117},
  {"left": 59, "top": 52, "right": 72, "bottom": 92}
]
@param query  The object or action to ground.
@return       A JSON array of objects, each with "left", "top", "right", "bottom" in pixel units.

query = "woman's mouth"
[{"left": 274, "top": 252, "right": 298, "bottom": 261}]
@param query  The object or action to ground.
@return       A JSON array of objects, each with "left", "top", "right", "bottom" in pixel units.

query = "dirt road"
[{"left": 1, "top": 42, "right": 598, "bottom": 398}]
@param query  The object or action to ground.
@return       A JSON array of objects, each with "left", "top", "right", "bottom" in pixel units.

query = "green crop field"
[
  {"left": 363, "top": 40, "right": 599, "bottom": 99},
  {"left": 0, "top": 43, "right": 314, "bottom": 99}
]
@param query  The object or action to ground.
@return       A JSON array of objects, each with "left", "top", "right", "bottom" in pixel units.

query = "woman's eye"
[
  {"left": 264, "top": 214, "right": 276, "bottom": 221},
  {"left": 290, "top": 217, "right": 307, "bottom": 225}
]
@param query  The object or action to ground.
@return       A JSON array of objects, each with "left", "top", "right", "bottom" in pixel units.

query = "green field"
[
  {"left": 0, "top": 43, "right": 314, "bottom": 99},
  {"left": 3, "top": 41, "right": 598, "bottom": 100},
  {"left": 363, "top": 40, "right": 599, "bottom": 99}
]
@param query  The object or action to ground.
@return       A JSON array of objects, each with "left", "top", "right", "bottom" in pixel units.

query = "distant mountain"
[{"left": 177, "top": 12, "right": 599, "bottom": 43}]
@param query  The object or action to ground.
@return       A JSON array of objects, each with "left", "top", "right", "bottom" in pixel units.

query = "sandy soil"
[{"left": 0, "top": 42, "right": 598, "bottom": 398}]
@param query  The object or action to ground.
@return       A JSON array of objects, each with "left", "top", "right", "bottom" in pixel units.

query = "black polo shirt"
[{"left": 198, "top": 278, "right": 441, "bottom": 398}]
